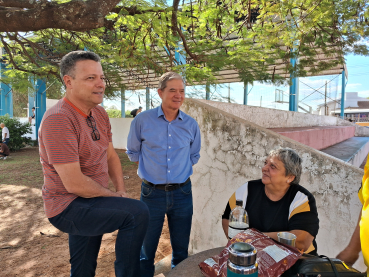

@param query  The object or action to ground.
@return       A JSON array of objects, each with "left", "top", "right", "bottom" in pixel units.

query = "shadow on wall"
[{"left": 182, "top": 99, "right": 366, "bottom": 272}]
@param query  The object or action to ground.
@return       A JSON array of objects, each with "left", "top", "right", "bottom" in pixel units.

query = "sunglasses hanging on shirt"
[{"left": 86, "top": 115, "right": 100, "bottom": 141}]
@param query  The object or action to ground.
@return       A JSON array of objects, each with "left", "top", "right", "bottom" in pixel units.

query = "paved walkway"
[{"left": 320, "top": 137, "right": 369, "bottom": 163}]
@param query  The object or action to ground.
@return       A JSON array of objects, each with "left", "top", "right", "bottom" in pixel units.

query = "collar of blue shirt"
[{"left": 157, "top": 105, "right": 184, "bottom": 121}]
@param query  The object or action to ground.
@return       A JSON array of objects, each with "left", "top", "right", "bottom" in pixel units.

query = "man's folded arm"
[{"left": 53, "top": 162, "right": 120, "bottom": 198}]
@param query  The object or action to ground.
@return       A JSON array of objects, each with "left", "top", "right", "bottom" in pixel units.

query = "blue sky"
[
  {"left": 345, "top": 53, "right": 369, "bottom": 97},
  {"left": 105, "top": 53, "right": 369, "bottom": 112}
]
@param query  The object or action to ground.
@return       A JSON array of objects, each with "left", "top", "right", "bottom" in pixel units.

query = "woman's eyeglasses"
[{"left": 86, "top": 115, "right": 100, "bottom": 141}]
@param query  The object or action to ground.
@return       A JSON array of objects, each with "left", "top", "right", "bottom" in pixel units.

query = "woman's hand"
[{"left": 264, "top": 230, "right": 314, "bottom": 252}]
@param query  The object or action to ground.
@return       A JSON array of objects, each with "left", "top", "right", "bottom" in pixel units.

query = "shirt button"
[
  {"left": 169, "top": 146, "right": 171, "bottom": 149},
  {"left": 169, "top": 134, "right": 171, "bottom": 136},
  {"left": 168, "top": 158, "right": 170, "bottom": 161},
  {"left": 169, "top": 123, "right": 171, "bottom": 124},
  {"left": 168, "top": 170, "right": 170, "bottom": 172}
]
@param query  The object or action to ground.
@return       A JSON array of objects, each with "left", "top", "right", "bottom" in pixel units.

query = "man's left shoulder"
[{"left": 179, "top": 110, "right": 198, "bottom": 124}]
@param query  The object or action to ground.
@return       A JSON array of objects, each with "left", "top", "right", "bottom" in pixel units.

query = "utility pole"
[
  {"left": 228, "top": 83, "right": 231, "bottom": 103},
  {"left": 324, "top": 81, "right": 327, "bottom": 115},
  {"left": 121, "top": 89, "right": 125, "bottom": 118},
  {"left": 146, "top": 87, "right": 150, "bottom": 111},
  {"left": 206, "top": 84, "right": 210, "bottom": 100},
  {"left": 243, "top": 82, "right": 248, "bottom": 105}
]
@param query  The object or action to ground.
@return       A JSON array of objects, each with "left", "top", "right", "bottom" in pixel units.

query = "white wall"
[
  {"left": 109, "top": 118, "right": 134, "bottom": 149},
  {"left": 182, "top": 99, "right": 366, "bottom": 271},
  {"left": 19, "top": 116, "right": 134, "bottom": 146}
]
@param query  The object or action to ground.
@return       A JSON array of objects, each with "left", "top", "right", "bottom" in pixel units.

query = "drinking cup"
[{"left": 277, "top": 232, "right": 296, "bottom": 247}]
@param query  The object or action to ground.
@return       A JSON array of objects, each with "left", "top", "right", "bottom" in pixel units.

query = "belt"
[{"left": 143, "top": 178, "right": 190, "bottom": 191}]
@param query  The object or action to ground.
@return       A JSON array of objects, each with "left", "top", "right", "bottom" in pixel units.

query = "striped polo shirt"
[{"left": 39, "top": 98, "right": 112, "bottom": 218}]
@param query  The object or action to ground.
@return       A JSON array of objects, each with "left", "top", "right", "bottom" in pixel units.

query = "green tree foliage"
[
  {"left": 105, "top": 106, "right": 134, "bottom": 118},
  {"left": 0, "top": 115, "right": 32, "bottom": 151},
  {"left": 1, "top": 0, "right": 369, "bottom": 100},
  {"left": 125, "top": 110, "right": 133, "bottom": 118},
  {"left": 106, "top": 106, "right": 122, "bottom": 118}
]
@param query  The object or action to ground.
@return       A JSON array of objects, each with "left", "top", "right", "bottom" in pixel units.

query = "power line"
[{"left": 299, "top": 74, "right": 341, "bottom": 103}]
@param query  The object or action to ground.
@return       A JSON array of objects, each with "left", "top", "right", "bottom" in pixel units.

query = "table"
[{"left": 167, "top": 247, "right": 224, "bottom": 277}]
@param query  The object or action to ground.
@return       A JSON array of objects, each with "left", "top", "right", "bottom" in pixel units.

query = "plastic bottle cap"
[{"left": 236, "top": 199, "right": 243, "bottom": 206}]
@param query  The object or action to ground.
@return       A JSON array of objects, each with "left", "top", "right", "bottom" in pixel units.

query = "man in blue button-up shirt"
[{"left": 127, "top": 72, "right": 201, "bottom": 277}]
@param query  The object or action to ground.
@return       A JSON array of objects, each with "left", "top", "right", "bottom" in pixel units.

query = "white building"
[{"left": 316, "top": 92, "right": 369, "bottom": 117}]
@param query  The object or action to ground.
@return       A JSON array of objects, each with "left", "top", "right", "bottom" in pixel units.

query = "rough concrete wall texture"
[
  {"left": 182, "top": 99, "right": 365, "bottom": 271},
  {"left": 198, "top": 99, "right": 369, "bottom": 137}
]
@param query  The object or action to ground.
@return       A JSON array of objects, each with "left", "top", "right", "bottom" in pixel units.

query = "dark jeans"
[
  {"left": 3, "top": 138, "right": 9, "bottom": 145},
  {"left": 0, "top": 152, "right": 8, "bottom": 156},
  {"left": 140, "top": 181, "right": 193, "bottom": 277},
  {"left": 49, "top": 196, "right": 149, "bottom": 277}
]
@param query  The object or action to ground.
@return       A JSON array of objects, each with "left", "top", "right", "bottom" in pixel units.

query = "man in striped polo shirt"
[{"left": 39, "top": 51, "right": 149, "bottom": 277}]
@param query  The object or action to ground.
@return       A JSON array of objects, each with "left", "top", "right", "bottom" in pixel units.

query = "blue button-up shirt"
[{"left": 126, "top": 106, "right": 201, "bottom": 184}]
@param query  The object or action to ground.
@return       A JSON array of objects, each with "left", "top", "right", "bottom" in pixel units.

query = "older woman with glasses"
[{"left": 222, "top": 148, "right": 319, "bottom": 254}]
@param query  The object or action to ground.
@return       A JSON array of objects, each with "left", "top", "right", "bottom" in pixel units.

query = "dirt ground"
[{"left": 0, "top": 147, "right": 172, "bottom": 277}]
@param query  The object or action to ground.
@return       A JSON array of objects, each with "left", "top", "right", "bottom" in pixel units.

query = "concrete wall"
[
  {"left": 198, "top": 100, "right": 369, "bottom": 137},
  {"left": 109, "top": 118, "right": 133, "bottom": 149},
  {"left": 182, "top": 99, "right": 366, "bottom": 271},
  {"left": 17, "top": 117, "right": 133, "bottom": 146}
]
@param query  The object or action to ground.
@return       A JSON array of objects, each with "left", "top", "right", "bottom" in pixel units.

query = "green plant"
[
  {"left": 0, "top": 115, "right": 32, "bottom": 151},
  {"left": 106, "top": 108, "right": 121, "bottom": 118},
  {"left": 125, "top": 110, "right": 133, "bottom": 118},
  {"left": 105, "top": 106, "right": 133, "bottom": 118}
]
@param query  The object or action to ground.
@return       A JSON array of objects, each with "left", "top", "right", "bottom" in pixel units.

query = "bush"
[
  {"left": 106, "top": 108, "right": 121, "bottom": 118},
  {"left": 125, "top": 110, "right": 133, "bottom": 118},
  {"left": 105, "top": 106, "right": 133, "bottom": 118},
  {"left": 0, "top": 115, "right": 32, "bottom": 151}
]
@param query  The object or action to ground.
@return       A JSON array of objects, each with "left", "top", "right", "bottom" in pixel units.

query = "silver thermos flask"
[{"left": 227, "top": 242, "right": 258, "bottom": 276}]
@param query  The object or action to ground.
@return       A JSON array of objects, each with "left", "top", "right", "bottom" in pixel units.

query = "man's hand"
[
  {"left": 335, "top": 210, "right": 362, "bottom": 266},
  {"left": 336, "top": 247, "right": 360, "bottom": 266},
  {"left": 116, "top": 190, "right": 129, "bottom": 198}
]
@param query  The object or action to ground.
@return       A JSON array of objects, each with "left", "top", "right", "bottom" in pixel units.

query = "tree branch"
[
  {"left": 0, "top": 0, "right": 37, "bottom": 9},
  {"left": 0, "top": 0, "right": 121, "bottom": 32},
  {"left": 176, "top": 25, "right": 199, "bottom": 62},
  {"left": 111, "top": 6, "right": 167, "bottom": 15},
  {"left": 172, "top": 0, "right": 180, "bottom": 36}
]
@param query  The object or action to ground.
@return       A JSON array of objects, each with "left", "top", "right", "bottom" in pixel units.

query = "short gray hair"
[
  {"left": 60, "top": 51, "right": 101, "bottom": 86},
  {"left": 268, "top": 148, "right": 302, "bottom": 184},
  {"left": 158, "top": 72, "right": 184, "bottom": 90}
]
